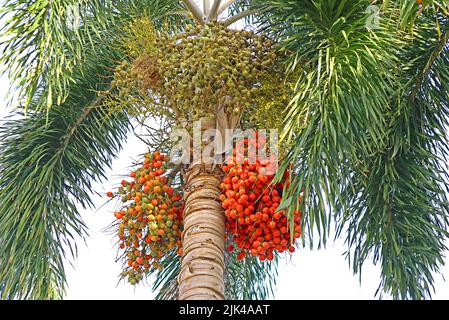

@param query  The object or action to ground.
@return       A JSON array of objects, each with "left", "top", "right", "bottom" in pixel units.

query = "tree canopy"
[{"left": 0, "top": 0, "right": 448, "bottom": 300}]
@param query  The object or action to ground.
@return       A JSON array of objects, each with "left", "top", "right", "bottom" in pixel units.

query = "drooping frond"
[
  {"left": 261, "top": 0, "right": 449, "bottom": 299},
  {"left": 0, "top": 0, "right": 185, "bottom": 112},
  {"left": 0, "top": 0, "right": 185, "bottom": 300},
  {"left": 0, "top": 0, "right": 110, "bottom": 110},
  {"left": 384, "top": 0, "right": 449, "bottom": 29},
  {"left": 151, "top": 250, "right": 181, "bottom": 300},
  {"left": 259, "top": 0, "right": 398, "bottom": 245},
  {"left": 0, "top": 75, "right": 129, "bottom": 300},
  {"left": 224, "top": 250, "right": 278, "bottom": 300},
  {"left": 340, "top": 6, "right": 449, "bottom": 299}
]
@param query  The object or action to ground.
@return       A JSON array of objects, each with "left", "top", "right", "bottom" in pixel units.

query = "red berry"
[{"left": 217, "top": 134, "right": 301, "bottom": 262}]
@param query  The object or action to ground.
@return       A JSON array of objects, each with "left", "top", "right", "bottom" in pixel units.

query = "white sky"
[{"left": 0, "top": 0, "right": 448, "bottom": 300}]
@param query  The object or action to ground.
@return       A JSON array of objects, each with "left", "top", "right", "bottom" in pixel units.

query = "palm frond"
[
  {"left": 151, "top": 250, "right": 181, "bottom": 300},
  {"left": 0, "top": 0, "right": 110, "bottom": 111},
  {"left": 0, "top": 0, "right": 184, "bottom": 300},
  {"left": 224, "top": 250, "right": 278, "bottom": 300},
  {"left": 259, "top": 0, "right": 398, "bottom": 246},
  {"left": 0, "top": 0, "right": 185, "bottom": 112},
  {"left": 341, "top": 6, "right": 449, "bottom": 299},
  {"left": 0, "top": 79, "right": 129, "bottom": 300},
  {"left": 262, "top": 0, "right": 449, "bottom": 299},
  {"left": 383, "top": 0, "right": 449, "bottom": 29}
]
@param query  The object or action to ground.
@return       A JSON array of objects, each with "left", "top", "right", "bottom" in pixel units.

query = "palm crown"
[{"left": 0, "top": 0, "right": 448, "bottom": 300}]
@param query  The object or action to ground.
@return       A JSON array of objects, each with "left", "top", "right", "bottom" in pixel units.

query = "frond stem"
[
  {"left": 57, "top": 96, "right": 103, "bottom": 155},
  {"left": 222, "top": 9, "right": 258, "bottom": 27},
  {"left": 217, "top": 0, "right": 237, "bottom": 17},
  {"left": 207, "top": 0, "right": 222, "bottom": 21},
  {"left": 181, "top": 0, "right": 205, "bottom": 24},
  {"left": 204, "top": 0, "right": 210, "bottom": 16},
  {"left": 411, "top": 25, "right": 449, "bottom": 100}
]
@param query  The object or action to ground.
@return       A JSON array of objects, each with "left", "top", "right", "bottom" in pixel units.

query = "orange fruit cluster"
[
  {"left": 220, "top": 133, "right": 301, "bottom": 261},
  {"left": 108, "top": 151, "right": 183, "bottom": 285}
]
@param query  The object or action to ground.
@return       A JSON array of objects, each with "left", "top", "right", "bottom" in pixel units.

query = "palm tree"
[{"left": 0, "top": 0, "right": 448, "bottom": 300}]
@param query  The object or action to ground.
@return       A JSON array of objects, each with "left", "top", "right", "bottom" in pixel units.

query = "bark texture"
[
  {"left": 178, "top": 118, "right": 226, "bottom": 300},
  {"left": 178, "top": 164, "right": 225, "bottom": 299}
]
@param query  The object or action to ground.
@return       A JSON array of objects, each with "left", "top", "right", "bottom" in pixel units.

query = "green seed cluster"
[{"left": 111, "top": 21, "right": 278, "bottom": 123}]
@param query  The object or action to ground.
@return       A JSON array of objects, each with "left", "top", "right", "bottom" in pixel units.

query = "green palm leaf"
[
  {"left": 0, "top": 0, "right": 185, "bottom": 112},
  {"left": 263, "top": 0, "right": 449, "bottom": 299},
  {"left": 341, "top": 6, "right": 449, "bottom": 299},
  {"left": 260, "top": 0, "right": 398, "bottom": 246},
  {"left": 0, "top": 76, "right": 129, "bottom": 299},
  {"left": 0, "top": 0, "right": 110, "bottom": 111},
  {"left": 224, "top": 250, "right": 278, "bottom": 300},
  {"left": 0, "top": 0, "right": 185, "bottom": 300}
]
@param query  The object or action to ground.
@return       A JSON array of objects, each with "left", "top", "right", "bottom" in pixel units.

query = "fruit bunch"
[
  {"left": 110, "top": 19, "right": 280, "bottom": 122},
  {"left": 108, "top": 151, "right": 184, "bottom": 285},
  {"left": 220, "top": 133, "right": 301, "bottom": 261}
]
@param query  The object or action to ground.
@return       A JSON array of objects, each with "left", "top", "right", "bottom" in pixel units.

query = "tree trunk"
[{"left": 178, "top": 119, "right": 226, "bottom": 300}]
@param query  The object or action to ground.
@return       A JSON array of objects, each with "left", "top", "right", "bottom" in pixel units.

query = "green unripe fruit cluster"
[{"left": 111, "top": 20, "right": 279, "bottom": 124}]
